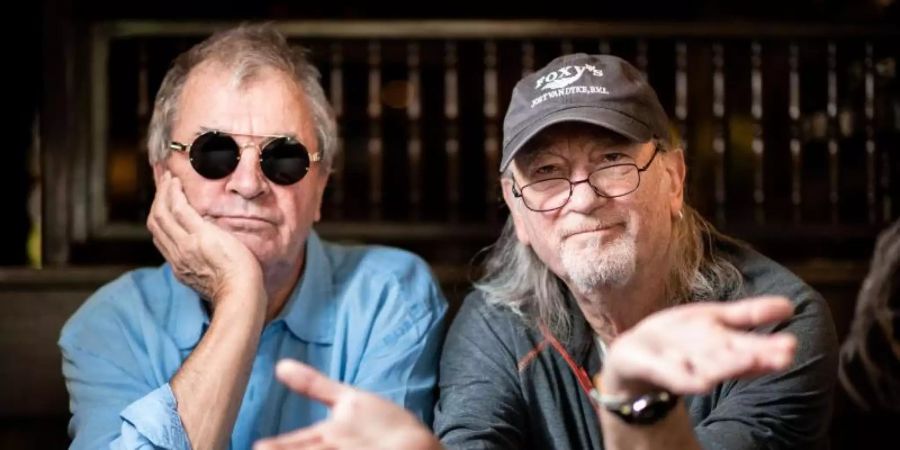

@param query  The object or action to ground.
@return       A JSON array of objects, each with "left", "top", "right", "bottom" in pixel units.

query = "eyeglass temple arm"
[
  {"left": 169, "top": 142, "right": 189, "bottom": 152},
  {"left": 636, "top": 144, "right": 660, "bottom": 172},
  {"left": 508, "top": 179, "right": 523, "bottom": 197}
]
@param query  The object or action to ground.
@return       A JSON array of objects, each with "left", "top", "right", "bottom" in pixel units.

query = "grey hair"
[
  {"left": 146, "top": 23, "right": 338, "bottom": 170},
  {"left": 476, "top": 140, "right": 744, "bottom": 341}
]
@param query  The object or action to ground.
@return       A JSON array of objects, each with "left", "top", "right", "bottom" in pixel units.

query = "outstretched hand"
[
  {"left": 254, "top": 360, "right": 442, "bottom": 450},
  {"left": 598, "top": 296, "right": 798, "bottom": 397}
]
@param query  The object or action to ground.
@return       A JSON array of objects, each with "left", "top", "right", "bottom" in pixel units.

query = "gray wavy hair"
[
  {"left": 476, "top": 142, "right": 744, "bottom": 341},
  {"left": 146, "top": 23, "right": 338, "bottom": 170}
]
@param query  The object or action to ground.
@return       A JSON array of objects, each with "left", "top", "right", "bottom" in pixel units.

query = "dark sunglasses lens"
[
  {"left": 189, "top": 133, "right": 239, "bottom": 179},
  {"left": 260, "top": 139, "right": 310, "bottom": 185}
]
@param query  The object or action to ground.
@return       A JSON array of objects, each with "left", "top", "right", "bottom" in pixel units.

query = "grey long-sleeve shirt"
[{"left": 435, "top": 242, "right": 838, "bottom": 450}]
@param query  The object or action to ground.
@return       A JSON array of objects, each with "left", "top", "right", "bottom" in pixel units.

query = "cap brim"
[{"left": 500, "top": 106, "right": 653, "bottom": 172}]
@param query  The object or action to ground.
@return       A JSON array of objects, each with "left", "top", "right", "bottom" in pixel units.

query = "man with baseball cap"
[{"left": 255, "top": 54, "right": 837, "bottom": 450}]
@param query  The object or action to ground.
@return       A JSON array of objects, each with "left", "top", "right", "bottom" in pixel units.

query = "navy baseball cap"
[{"left": 501, "top": 53, "right": 671, "bottom": 172}]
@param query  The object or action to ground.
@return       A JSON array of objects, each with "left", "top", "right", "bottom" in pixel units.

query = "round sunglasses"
[{"left": 168, "top": 131, "right": 321, "bottom": 185}]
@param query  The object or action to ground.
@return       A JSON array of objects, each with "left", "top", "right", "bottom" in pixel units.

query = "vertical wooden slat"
[
  {"left": 136, "top": 42, "right": 149, "bottom": 128},
  {"left": 675, "top": 42, "right": 688, "bottom": 151},
  {"left": 136, "top": 41, "right": 150, "bottom": 223},
  {"left": 636, "top": 39, "right": 649, "bottom": 76},
  {"left": 445, "top": 41, "right": 460, "bottom": 221},
  {"left": 88, "top": 28, "right": 109, "bottom": 238},
  {"left": 789, "top": 42, "right": 803, "bottom": 223},
  {"left": 875, "top": 45, "right": 892, "bottom": 221},
  {"left": 407, "top": 42, "right": 422, "bottom": 217},
  {"left": 864, "top": 42, "right": 877, "bottom": 224},
  {"left": 712, "top": 43, "right": 727, "bottom": 225},
  {"left": 521, "top": 41, "right": 535, "bottom": 76},
  {"left": 827, "top": 41, "right": 839, "bottom": 224},
  {"left": 751, "top": 41, "right": 765, "bottom": 224},
  {"left": 367, "top": 41, "right": 382, "bottom": 219},
  {"left": 599, "top": 39, "right": 611, "bottom": 55},
  {"left": 42, "top": 4, "right": 77, "bottom": 264},
  {"left": 882, "top": 141, "right": 892, "bottom": 222},
  {"left": 329, "top": 43, "right": 345, "bottom": 217},
  {"left": 484, "top": 41, "right": 500, "bottom": 222}
]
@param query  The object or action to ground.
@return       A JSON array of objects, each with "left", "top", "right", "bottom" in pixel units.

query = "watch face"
[
  {"left": 607, "top": 391, "right": 680, "bottom": 425},
  {"left": 629, "top": 392, "right": 677, "bottom": 424}
]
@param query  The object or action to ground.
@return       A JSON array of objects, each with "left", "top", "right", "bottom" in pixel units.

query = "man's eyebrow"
[
  {"left": 517, "top": 134, "right": 560, "bottom": 166},
  {"left": 517, "top": 145, "right": 555, "bottom": 169}
]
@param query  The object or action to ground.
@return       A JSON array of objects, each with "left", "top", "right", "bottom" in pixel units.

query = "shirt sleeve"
[
  {"left": 347, "top": 260, "right": 448, "bottom": 428},
  {"left": 433, "top": 295, "right": 529, "bottom": 450},
  {"left": 61, "top": 343, "right": 192, "bottom": 450},
  {"left": 693, "top": 291, "right": 839, "bottom": 450}
]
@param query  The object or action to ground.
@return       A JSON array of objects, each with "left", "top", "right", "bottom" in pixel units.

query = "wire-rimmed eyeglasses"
[{"left": 511, "top": 145, "right": 659, "bottom": 212}]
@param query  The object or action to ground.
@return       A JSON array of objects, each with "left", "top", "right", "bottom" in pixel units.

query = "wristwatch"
[{"left": 590, "top": 388, "right": 680, "bottom": 425}]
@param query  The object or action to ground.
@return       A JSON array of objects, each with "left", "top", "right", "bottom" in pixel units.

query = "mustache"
[{"left": 559, "top": 218, "right": 626, "bottom": 238}]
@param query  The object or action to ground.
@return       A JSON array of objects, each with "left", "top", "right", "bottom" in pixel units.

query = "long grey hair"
[{"left": 475, "top": 145, "right": 744, "bottom": 341}]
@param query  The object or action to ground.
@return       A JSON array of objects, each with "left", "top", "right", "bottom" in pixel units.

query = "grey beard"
[{"left": 560, "top": 234, "right": 637, "bottom": 294}]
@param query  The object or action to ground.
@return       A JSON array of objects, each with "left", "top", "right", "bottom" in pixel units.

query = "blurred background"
[{"left": 1, "top": 0, "right": 898, "bottom": 448}]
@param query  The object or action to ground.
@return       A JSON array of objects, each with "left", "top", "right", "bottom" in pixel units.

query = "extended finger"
[
  {"left": 681, "top": 336, "right": 763, "bottom": 385},
  {"left": 728, "top": 331, "right": 797, "bottom": 372},
  {"left": 167, "top": 176, "right": 207, "bottom": 234},
  {"left": 716, "top": 296, "right": 794, "bottom": 329},
  {"left": 147, "top": 204, "right": 180, "bottom": 262},
  {"left": 276, "top": 359, "right": 351, "bottom": 407},
  {"left": 150, "top": 235, "right": 176, "bottom": 262},
  {"left": 151, "top": 172, "right": 190, "bottom": 244}
]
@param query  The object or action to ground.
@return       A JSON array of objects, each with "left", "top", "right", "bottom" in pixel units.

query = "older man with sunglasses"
[
  {"left": 255, "top": 54, "right": 837, "bottom": 450},
  {"left": 58, "top": 24, "right": 446, "bottom": 450}
]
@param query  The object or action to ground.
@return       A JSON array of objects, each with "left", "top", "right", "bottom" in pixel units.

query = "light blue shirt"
[{"left": 59, "top": 231, "right": 447, "bottom": 449}]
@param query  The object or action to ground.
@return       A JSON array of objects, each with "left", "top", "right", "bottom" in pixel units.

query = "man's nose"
[
  {"left": 224, "top": 145, "right": 269, "bottom": 199},
  {"left": 565, "top": 177, "right": 607, "bottom": 212}
]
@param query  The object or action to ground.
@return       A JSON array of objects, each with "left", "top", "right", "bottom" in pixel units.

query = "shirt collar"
[{"left": 273, "top": 231, "right": 335, "bottom": 344}]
